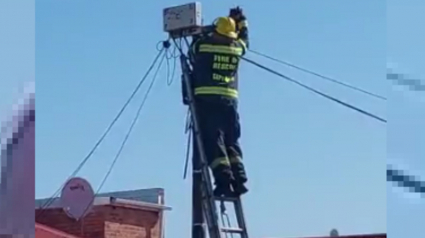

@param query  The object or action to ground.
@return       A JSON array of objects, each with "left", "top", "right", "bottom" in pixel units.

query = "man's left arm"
[
  {"left": 182, "top": 38, "right": 202, "bottom": 105},
  {"left": 237, "top": 19, "right": 249, "bottom": 51},
  {"left": 229, "top": 8, "right": 249, "bottom": 50},
  {"left": 188, "top": 36, "right": 202, "bottom": 65}
]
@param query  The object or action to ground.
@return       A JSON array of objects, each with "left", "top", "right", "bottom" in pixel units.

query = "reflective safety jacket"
[{"left": 189, "top": 34, "right": 247, "bottom": 104}]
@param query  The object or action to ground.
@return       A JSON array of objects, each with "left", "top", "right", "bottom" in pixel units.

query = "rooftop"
[{"left": 35, "top": 188, "right": 171, "bottom": 212}]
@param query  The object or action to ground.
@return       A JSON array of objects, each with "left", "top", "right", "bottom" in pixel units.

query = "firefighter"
[{"left": 183, "top": 9, "right": 249, "bottom": 197}]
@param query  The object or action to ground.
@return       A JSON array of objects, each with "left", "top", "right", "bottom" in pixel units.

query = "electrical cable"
[
  {"left": 242, "top": 56, "right": 387, "bottom": 123},
  {"left": 79, "top": 51, "right": 168, "bottom": 218},
  {"left": 249, "top": 49, "right": 387, "bottom": 100},
  {"left": 163, "top": 39, "right": 179, "bottom": 86},
  {"left": 183, "top": 109, "right": 192, "bottom": 180},
  {"left": 36, "top": 46, "right": 166, "bottom": 219},
  {"left": 247, "top": 50, "right": 425, "bottom": 194},
  {"left": 387, "top": 165, "right": 425, "bottom": 195},
  {"left": 95, "top": 52, "right": 166, "bottom": 196}
]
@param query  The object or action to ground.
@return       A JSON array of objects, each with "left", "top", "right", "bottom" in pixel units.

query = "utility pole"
[
  {"left": 163, "top": 3, "right": 209, "bottom": 238},
  {"left": 192, "top": 142, "right": 205, "bottom": 238}
]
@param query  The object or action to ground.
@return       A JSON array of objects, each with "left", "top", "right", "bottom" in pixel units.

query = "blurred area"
[
  {"left": 387, "top": 0, "right": 425, "bottom": 237},
  {"left": 0, "top": 0, "right": 35, "bottom": 237}
]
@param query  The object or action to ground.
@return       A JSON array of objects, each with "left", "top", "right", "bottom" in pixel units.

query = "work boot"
[
  {"left": 213, "top": 170, "right": 234, "bottom": 197},
  {"left": 213, "top": 181, "right": 233, "bottom": 197},
  {"left": 231, "top": 180, "right": 248, "bottom": 196},
  {"left": 213, "top": 167, "right": 234, "bottom": 197},
  {"left": 230, "top": 164, "right": 248, "bottom": 196}
]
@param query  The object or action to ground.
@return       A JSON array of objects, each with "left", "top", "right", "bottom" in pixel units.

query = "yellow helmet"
[{"left": 214, "top": 17, "right": 238, "bottom": 39}]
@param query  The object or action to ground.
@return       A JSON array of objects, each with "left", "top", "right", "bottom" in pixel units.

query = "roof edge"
[
  {"left": 100, "top": 197, "right": 172, "bottom": 211},
  {"left": 35, "top": 196, "right": 172, "bottom": 212}
]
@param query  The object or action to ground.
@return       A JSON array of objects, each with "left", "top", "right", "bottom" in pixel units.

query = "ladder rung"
[
  {"left": 214, "top": 196, "right": 238, "bottom": 203},
  {"left": 221, "top": 227, "right": 244, "bottom": 234}
]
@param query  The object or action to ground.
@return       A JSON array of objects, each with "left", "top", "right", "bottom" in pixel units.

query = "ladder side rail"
[
  {"left": 180, "top": 55, "right": 223, "bottom": 238},
  {"left": 233, "top": 199, "right": 248, "bottom": 238}
]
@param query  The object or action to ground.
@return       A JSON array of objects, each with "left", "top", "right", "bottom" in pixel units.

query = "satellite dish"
[
  {"left": 330, "top": 229, "right": 339, "bottom": 237},
  {"left": 60, "top": 177, "right": 95, "bottom": 220}
]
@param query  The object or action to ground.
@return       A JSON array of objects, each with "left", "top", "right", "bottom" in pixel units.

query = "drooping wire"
[
  {"left": 173, "top": 37, "right": 185, "bottom": 56},
  {"left": 183, "top": 108, "right": 192, "bottom": 180},
  {"left": 79, "top": 51, "right": 168, "bottom": 218},
  {"left": 387, "top": 165, "right": 425, "bottom": 195},
  {"left": 36, "top": 45, "right": 166, "bottom": 219},
  {"left": 95, "top": 52, "right": 166, "bottom": 196},
  {"left": 160, "top": 38, "right": 180, "bottom": 86},
  {"left": 165, "top": 39, "right": 180, "bottom": 86},
  {"left": 249, "top": 49, "right": 387, "bottom": 100},
  {"left": 248, "top": 52, "right": 423, "bottom": 196},
  {"left": 242, "top": 57, "right": 387, "bottom": 123},
  {"left": 248, "top": 51, "right": 424, "bottom": 196}
]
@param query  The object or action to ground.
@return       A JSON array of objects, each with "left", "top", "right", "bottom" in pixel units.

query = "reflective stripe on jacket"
[{"left": 190, "top": 35, "right": 247, "bottom": 101}]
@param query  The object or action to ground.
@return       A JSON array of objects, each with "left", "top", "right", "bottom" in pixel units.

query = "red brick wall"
[
  {"left": 36, "top": 205, "right": 161, "bottom": 238},
  {"left": 103, "top": 206, "right": 160, "bottom": 238}
]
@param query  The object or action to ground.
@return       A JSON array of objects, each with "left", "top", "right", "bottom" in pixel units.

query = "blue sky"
[
  {"left": 34, "top": 0, "right": 387, "bottom": 237},
  {"left": 7, "top": 0, "right": 425, "bottom": 237}
]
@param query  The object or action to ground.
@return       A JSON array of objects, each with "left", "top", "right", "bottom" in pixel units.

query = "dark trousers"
[{"left": 194, "top": 99, "right": 247, "bottom": 185}]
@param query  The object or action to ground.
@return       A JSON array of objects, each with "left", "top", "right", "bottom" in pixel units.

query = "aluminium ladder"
[{"left": 180, "top": 53, "right": 249, "bottom": 238}]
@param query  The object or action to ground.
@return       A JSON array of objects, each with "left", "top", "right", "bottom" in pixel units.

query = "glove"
[
  {"left": 229, "top": 7, "right": 247, "bottom": 30},
  {"left": 229, "top": 7, "right": 247, "bottom": 23}
]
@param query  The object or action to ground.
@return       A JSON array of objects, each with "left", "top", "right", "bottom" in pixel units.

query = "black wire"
[
  {"left": 245, "top": 54, "right": 421, "bottom": 196},
  {"left": 96, "top": 52, "right": 166, "bottom": 195},
  {"left": 161, "top": 40, "right": 178, "bottom": 86},
  {"left": 165, "top": 52, "right": 171, "bottom": 84},
  {"left": 36, "top": 47, "right": 165, "bottom": 219},
  {"left": 173, "top": 38, "right": 184, "bottom": 55},
  {"left": 156, "top": 40, "right": 165, "bottom": 51},
  {"left": 165, "top": 51, "right": 178, "bottom": 86},
  {"left": 79, "top": 52, "right": 167, "bottom": 217},
  {"left": 249, "top": 49, "right": 387, "bottom": 100},
  {"left": 167, "top": 55, "right": 177, "bottom": 86},
  {"left": 183, "top": 109, "right": 193, "bottom": 180},
  {"left": 248, "top": 53, "right": 422, "bottom": 195},
  {"left": 182, "top": 128, "right": 192, "bottom": 180},
  {"left": 387, "top": 166, "right": 425, "bottom": 195},
  {"left": 242, "top": 57, "right": 387, "bottom": 123}
]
